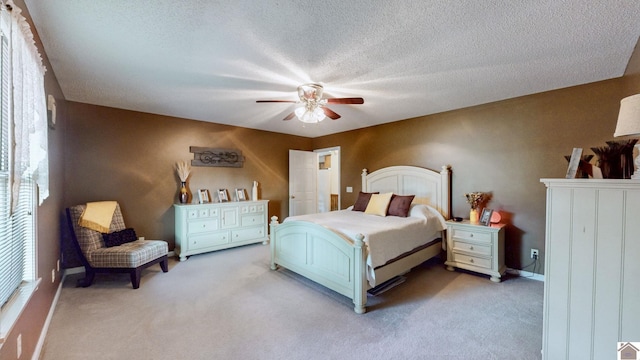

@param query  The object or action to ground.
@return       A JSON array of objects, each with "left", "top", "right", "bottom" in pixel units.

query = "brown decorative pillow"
[
  {"left": 387, "top": 194, "right": 415, "bottom": 217},
  {"left": 352, "top": 191, "right": 379, "bottom": 211},
  {"left": 102, "top": 228, "right": 137, "bottom": 247}
]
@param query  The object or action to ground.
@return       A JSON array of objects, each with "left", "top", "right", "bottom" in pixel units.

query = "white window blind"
[
  {"left": 0, "top": 30, "right": 11, "bottom": 307},
  {"left": 0, "top": 0, "right": 45, "bottom": 342}
]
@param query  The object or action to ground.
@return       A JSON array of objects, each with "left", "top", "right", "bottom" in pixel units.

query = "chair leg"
[
  {"left": 130, "top": 268, "right": 142, "bottom": 289},
  {"left": 160, "top": 256, "right": 168, "bottom": 273},
  {"left": 77, "top": 269, "right": 95, "bottom": 288}
]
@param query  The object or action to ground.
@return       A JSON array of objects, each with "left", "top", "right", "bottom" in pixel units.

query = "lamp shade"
[{"left": 614, "top": 93, "right": 640, "bottom": 137}]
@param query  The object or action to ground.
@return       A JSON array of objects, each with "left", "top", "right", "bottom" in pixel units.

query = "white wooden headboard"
[{"left": 361, "top": 165, "right": 451, "bottom": 219}]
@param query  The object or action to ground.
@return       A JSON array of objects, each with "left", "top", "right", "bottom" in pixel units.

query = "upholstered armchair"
[{"left": 66, "top": 202, "right": 168, "bottom": 289}]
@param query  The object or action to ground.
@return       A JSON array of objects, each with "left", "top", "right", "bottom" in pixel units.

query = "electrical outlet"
[
  {"left": 531, "top": 249, "right": 539, "bottom": 259},
  {"left": 17, "top": 333, "right": 21, "bottom": 358},
  {"left": 51, "top": 269, "right": 55, "bottom": 283}
]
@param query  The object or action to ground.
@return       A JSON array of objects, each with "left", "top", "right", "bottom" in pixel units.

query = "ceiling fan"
[{"left": 256, "top": 83, "right": 364, "bottom": 123}]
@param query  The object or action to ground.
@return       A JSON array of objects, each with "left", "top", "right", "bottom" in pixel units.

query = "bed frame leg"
[
  {"left": 353, "top": 233, "right": 367, "bottom": 314},
  {"left": 269, "top": 216, "right": 279, "bottom": 270}
]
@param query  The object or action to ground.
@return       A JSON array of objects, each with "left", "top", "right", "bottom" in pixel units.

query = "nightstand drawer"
[
  {"left": 451, "top": 252, "right": 491, "bottom": 269},
  {"left": 452, "top": 240, "right": 491, "bottom": 257},
  {"left": 450, "top": 228, "right": 492, "bottom": 243}
]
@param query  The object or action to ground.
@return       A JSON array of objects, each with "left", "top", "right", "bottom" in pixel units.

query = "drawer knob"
[
  {"left": 469, "top": 258, "right": 474, "bottom": 263},
  {"left": 469, "top": 246, "right": 474, "bottom": 250},
  {"left": 470, "top": 234, "right": 474, "bottom": 237}
]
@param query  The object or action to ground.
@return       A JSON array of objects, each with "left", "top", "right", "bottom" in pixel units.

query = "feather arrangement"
[{"left": 176, "top": 161, "right": 191, "bottom": 182}]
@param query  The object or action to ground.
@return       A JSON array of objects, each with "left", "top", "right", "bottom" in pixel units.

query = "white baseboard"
[
  {"left": 32, "top": 271, "right": 66, "bottom": 360},
  {"left": 507, "top": 268, "right": 545, "bottom": 282},
  {"left": 64, "top": 266, "right": 84, "bottom": 275}
]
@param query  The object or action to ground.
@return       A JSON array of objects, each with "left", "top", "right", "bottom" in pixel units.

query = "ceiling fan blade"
[
  {"left": 256, "top": 100, "right": 297, "bottom": 103},
  {"left": 323, "top": 107, "right": 341, "bottom": 120},
  {"left": 326, "top": 97, "right": 364, "bottom": 104},
  {"left": 283, "top": 112, "right": 296, "bottom": 121}
]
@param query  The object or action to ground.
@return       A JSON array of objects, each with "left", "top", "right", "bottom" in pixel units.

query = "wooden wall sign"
[{"left": 189, "top": 147, "right": 244, "bottom": 168}]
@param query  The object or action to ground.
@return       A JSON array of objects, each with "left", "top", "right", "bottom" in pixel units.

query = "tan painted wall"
[
  {"left": 63, "top": 103, "right": 312, "bottom": 252},
  {"left": 313, "top": 75, "right": 640, "bottom": 272},
  {"left": 4, "top": 3, "right": 640, "bottom": 358}
]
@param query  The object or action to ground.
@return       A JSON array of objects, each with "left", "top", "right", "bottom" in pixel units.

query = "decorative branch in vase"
[
  {"left": 176, "top": 161, "right": 191, "bottom": 204},
  {"left": 464, "top": 192, "right": 486, "bottom": 224}
]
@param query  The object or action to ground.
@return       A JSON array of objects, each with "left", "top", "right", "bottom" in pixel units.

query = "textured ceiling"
[{"left": 25, "top": 0, "right": 640, "bottom": 138}]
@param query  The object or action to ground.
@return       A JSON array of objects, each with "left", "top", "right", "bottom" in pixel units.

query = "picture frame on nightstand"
[{"left": 479, "top": 208, "right": 493, "bottom": 226}]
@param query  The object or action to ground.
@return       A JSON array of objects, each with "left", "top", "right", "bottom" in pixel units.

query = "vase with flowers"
[
  {"left": 176, "top": 161, "right": 191, "bottom": 204},
  {"left": 465, "top": 192, "right": 486, "bottom": 224}
]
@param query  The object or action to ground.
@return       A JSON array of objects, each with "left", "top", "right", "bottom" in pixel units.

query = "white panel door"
[{"left": 289, "top": 150, "right": 317, "bottom": 217}]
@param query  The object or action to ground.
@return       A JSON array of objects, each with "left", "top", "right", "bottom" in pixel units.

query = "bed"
[{"left": 269, "top": 165, "right": 451, "bottom": 313}]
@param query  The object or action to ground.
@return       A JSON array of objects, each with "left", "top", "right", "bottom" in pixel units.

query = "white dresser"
[
  {"left": 174, "top": 200, "right": 269, "bottom": 261},
  {"left": 540, "top": 179, "right": 640, "bottom": 360},
  {"left": 445, "top": 220, "right": 506, "bottom": 282}
]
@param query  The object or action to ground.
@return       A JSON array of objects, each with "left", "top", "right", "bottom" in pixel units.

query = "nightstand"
[{"left": 445, "top": 220, "right": 506, "bottom": 282}]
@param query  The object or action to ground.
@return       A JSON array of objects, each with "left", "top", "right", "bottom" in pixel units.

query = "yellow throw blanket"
[{"left": 79, "top": 201, "right": 118, "bottom": 233}]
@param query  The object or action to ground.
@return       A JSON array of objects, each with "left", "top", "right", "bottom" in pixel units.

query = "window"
[{"left": 0, "top": 2, "right": 47, "bottom": 345}]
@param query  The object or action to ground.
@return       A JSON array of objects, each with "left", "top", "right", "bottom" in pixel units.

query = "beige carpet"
[{"left": 39, "top": 244, "right": 543, "bottom": 360}]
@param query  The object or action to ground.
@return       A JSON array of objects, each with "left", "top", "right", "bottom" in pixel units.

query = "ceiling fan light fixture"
[
  {"left": 257, "top": 82, "right": 362, "bottom": 122},
  {"left": 295, "top": 105, "right": 326, "bottom": 123},
  {"left": 298, "top": 83, "right": 323, "bottom": 102}
]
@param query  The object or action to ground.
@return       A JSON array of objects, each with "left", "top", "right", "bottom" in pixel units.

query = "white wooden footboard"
[{"left": 270, "top": 216, "right": 368, "bottom": 314}]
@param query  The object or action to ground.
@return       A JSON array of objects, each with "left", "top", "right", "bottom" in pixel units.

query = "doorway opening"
[{"left": 314, "top": 146, "right": 340, "bottom": 213}]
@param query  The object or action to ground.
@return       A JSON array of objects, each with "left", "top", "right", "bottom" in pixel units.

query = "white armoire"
[{"left": 540, "top": 179, "right": 640, "bottom": 360}]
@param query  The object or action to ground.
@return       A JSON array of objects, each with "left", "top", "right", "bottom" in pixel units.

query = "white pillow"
[{"left": 409, "top": 204, "right": 448, "bottom": 230}]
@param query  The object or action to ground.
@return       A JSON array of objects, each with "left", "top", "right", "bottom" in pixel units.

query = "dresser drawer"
[
  {"left": 188, "top": 231, "right": 229, "bottom": 250},
  {"left": 241, "top": 214, "right": 264, "bottom": 227},
  {"left": 450, "top": 228, "right": 492, "bottom": 243},
  {"left": 188, "top": 208, "right": 219, "bottom": 218},
  {"left": 451, "top": 252, "right": 491, "bottom": 269},
  {"left": 452, "top": 240, "right": 491, "bottom": 257},
  {"left": 240, "top": 204, "right": 265, "bottom": 214},
  {"left": 231, "top": 226, "right": 266, "bottom": 242},
  {"left": 187, "top": 219, "right": 219, "bottom": 234}
]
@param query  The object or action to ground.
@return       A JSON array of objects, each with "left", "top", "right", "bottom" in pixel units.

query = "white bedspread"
[{"left": 283, "top": 205, "right": 447, "bottom": 286}]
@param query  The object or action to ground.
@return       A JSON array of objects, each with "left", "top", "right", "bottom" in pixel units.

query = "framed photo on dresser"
[
  {"left": 565, "top": 147, "right": 583, "bottom": 179},
  {"left": 218, "top": 189, "right": 229, "bottom": 202},
  {"left": 479, "top": 208, "right": 493, "bottom": 226},
  {"left": 235, "top": 188, "right": 247, "bottom": 201},
  {"left": 198, "top": 189, "right": 211, "bottom": 204}
]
